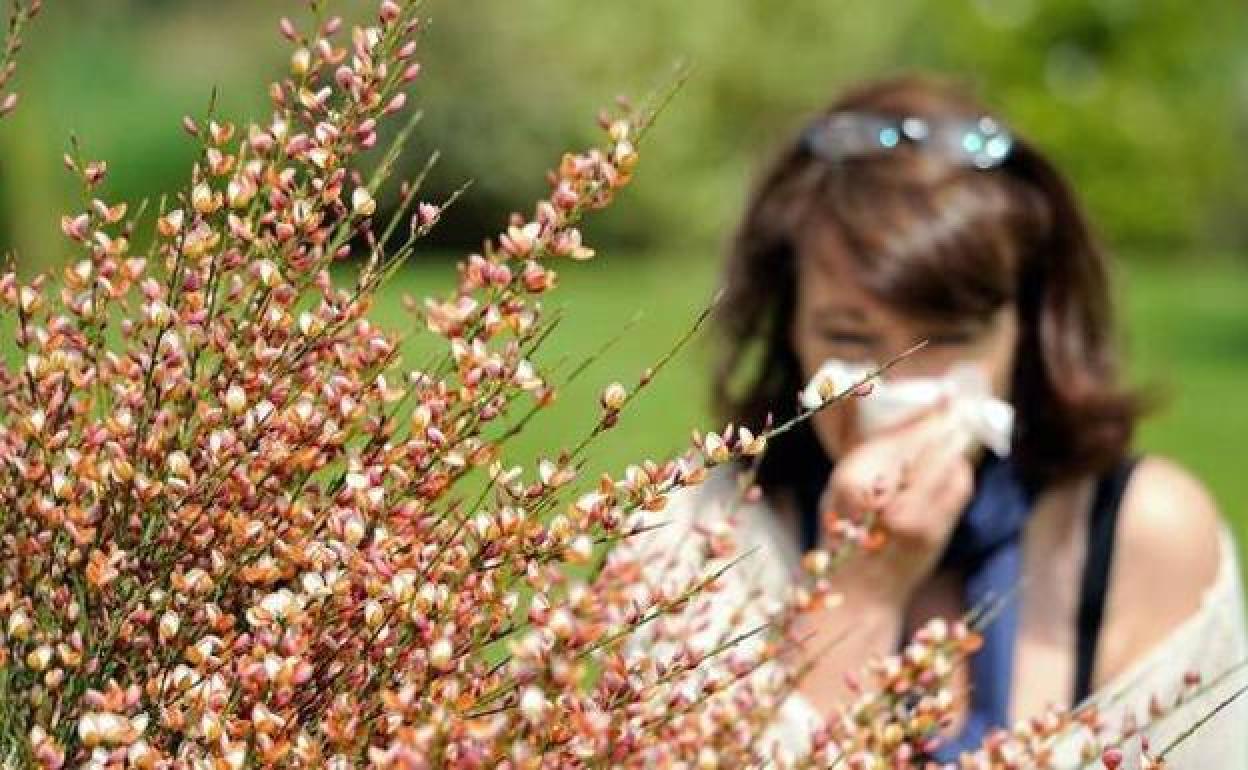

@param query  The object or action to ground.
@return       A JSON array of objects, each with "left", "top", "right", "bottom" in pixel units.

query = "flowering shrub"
[{"left": 0, "top": 2, "right": 1232, "bottom": 768}]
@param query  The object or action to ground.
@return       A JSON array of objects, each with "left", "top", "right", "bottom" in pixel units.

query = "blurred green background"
[{"left": 2, "top": 1, "right": 1247, "bottom": 547}]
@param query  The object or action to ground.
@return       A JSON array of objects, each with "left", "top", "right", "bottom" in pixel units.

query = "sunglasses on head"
[{"left": 800, "top": 112, "right": 1014, "bottom": 170}]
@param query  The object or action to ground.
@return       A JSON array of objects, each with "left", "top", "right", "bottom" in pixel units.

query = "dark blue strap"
[{"left": 1073, "top": 457, "right": 1138, "bottom": 704}]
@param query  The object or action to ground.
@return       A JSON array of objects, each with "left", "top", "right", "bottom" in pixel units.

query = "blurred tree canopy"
[{"left": 1, "top": 0, "right": 1245, "bottom": 267}]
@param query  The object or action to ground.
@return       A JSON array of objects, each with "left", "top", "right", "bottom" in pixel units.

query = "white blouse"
[{"left": 633, "top": 466, "right": 1248, "bottom": 768}]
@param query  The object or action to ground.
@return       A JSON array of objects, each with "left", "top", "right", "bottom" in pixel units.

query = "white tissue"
[{"left": 798, "top": 358, "right": 1015, "bottom": 456}]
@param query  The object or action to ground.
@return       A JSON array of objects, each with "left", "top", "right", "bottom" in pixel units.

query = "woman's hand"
[{"left": 819, "top": 402, "right": 976, "bottom": 606}]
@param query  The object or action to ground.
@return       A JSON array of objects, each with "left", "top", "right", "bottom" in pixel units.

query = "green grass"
[
  {"left": 1119, "top": 258, "right": 1248, "bottom": 517},
  {"left": 368, "top": 253, "right": 723, "bottom": 481},
  {"left": 373, "top": 252, "right": 1248, "bottom": 551}
]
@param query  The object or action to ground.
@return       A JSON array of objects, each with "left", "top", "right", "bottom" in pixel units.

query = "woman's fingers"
[
  {"left": 815, "top": 404, "right": 978, "bottom": 601},
  {"left": 821, "top": 409, "right": 970, "bottom": 541},
  {"left": 879, "top": 432, "right": 973, "bottom": 541},
  {"left": 822, "top": 439, "right": 903, "bottom": 518}
]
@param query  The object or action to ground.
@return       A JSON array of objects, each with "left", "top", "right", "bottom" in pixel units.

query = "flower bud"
[
  {"left": 600, "top": 382, "right": 627, "bottom": 411},
  {"left": 1102, "top": 748, "right": 1124, "bottom": 770},
  {"left": 565, "top": 534, "right": 594, "bottom": 565},
  {"left": 342, "top": 514, "right": 366, "bottom": 546},
  {"left": 697, "top": 748, "right": 719, "bottom": 770},
  {"left": 7, "top": 609, "right": 32, "bottom": 639},
  {"left": 801, "top": 549, "right": 831, "bottom": 577},
  {"left": 429, "top": 637, "right": 453, "bottom": 671},
  {"left": 77, "top": 713, "right": 103, "bottom": 748},
  {"left": 18, "top": 285, "right": 41, "bottom": 314},
  {"left": 335, "top": 66, "right": 357, "bottom": 91},
  {"left": 298, "top": 311, "right": 325, "bottom": 336},
  {"left": 159, "top": 611, "right": 180, "bottom": 642},
  {"left": 144, "top": 299, "right": 171, "bottom": 326},
  {"left": 608, "top": 119, "right": 631, "bottom": 143},
  {"left": 737, "top": 427, "right": 766, "bottom": 457},
  {"left": 519, "top": 686, "right": 548, "bottom": 725},
  {"left": 198, "top": 712, "right": 222, "bottom": 742},
  {"left": 352, "top": 187, "right": 376, "bottom": 218},
  {"left": 613, "top": 139, "right": 638, "bottom": 171},
  {"left": 227, "top": 179, "right": 254, "bottom": 209},
  {"left": 255, "top": 259, "right": 280, "bottom": 287},
  {"left": 548, "top": 608, "right": 574, "bottom": 640},
  {"left": 299, "top": 571, "right": 328, "bottom": 599},
  {"left": 128, "top": 740, "right": 154, "bottom": 768},
  {"left": 383, "top": 92, "right": 407, "bottom": 115},
  {"left": 191, "top": 183, "right": 218, "bottom": 215},
  {"left": 390, "top": 571, "right": 417, "bottom": 603},
  {"left": 166, "top": 451, "right": 191, "bottom": 479},
  {"left": 60, "top": 213, "right": 89, "bottom": 242},
  {"left": 291, "top": 47, "right": 312, "bottom": 76},
  {"left": 701, "top": 432, "right": 732, "bottom": 465},
  {"left": 363, "top": 599, "right": 385, "bottom": 630},
  {"left": 379, "top": 0, "right": 401, "bottom": 23},
  {"left": 84, "top": 161, "right": 108, "bottom": 186},
  {"left": 308, "top": 146, "right": 333, "bottom": 168},
  {"left": 417, "top": 202, "right": 440, "bottom": 227},
  {"left": 0, "top": 92, "right": 19, "bottom": 117},
  {"left": 225, "top": 384, "right": 247, "bottom": 414},
  {"left": 157, "top": 209, "right": 184, "bottom": 238},
  {"left": 26, "top": 644, "right": 53, "bottom": 671}
]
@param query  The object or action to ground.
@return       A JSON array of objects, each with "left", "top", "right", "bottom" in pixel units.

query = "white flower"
[
  {"left": 519, "top": 686, "right": 548, "bottom": 725},
  {"left": 799, "top": 358, "right": 874, "bottom": 411},
  {"left": 301, "top": 571, "right": 331, "bottom": 599},
  {"left": 600, "top": 382, "right": 627, "bottom": 410},
  {"left": 7, "top": 609, "right": 31, "bottom": 639},
  {"left": 701, "top": 432, "right": 731, "bottom": 464},
  {"left": 430, "top": 637, "right": 454, "bottom": 670},
  {"left": 565, "top": 534, "right": 594, "bottom": 565},
  {"left": 352, "top": 187, "right": 376, "bottom": 217},
  {"left": 77, "top": 713, "right": 139, "bottom": 748},
  {"left": 158, "top": 610, "right": 180, "bottom": 641},
  {"left": 246, "top": 589, "right": 301, "bottom": 627}
]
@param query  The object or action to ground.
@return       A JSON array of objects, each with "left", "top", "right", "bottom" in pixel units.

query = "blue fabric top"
[{"left": 925, "top": 454, "right": 1036, "bottom": 759}]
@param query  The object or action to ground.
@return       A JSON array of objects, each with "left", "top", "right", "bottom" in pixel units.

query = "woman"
[{"left": 661, "top": 75, "right": 1246, "bottom": 764}]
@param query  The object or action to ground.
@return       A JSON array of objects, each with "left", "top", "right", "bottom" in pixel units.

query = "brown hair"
[{"left": 715, "top": 74, "right": 1144, "bottom": 493}]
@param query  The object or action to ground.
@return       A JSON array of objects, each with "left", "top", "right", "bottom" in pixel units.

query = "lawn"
[
  {"left": 373, "top": 251, "right": 1248, "bottom": 552},
  {"left": 1120, "top": 258, "right": 1248, "bottom": 519}
]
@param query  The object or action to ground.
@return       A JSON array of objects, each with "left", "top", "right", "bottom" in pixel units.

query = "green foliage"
[
  {"left": 408, "top": 0, "right": 1248, "bottom": 251},
  {"left": 1, "top": 0, "right": 1244, "bottom": 266}
]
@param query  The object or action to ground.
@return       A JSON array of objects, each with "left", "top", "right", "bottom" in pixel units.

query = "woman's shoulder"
[
  {"left": 1098, "top": 455, "right": 1242, "bottom": 687},
  {"left": 1083, "top": 458, "right": 1248, "bottom": 764},
  {"left": 1112, "top": 456, "right": 1226, "bottom": 627}
]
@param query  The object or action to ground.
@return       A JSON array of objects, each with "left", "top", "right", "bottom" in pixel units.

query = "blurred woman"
[{"left": 664, "top": 74, "right": 1245, "bottom": 764}]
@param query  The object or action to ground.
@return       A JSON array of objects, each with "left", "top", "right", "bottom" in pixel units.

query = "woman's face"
[{"left": 791, "top": 226, "right": 1019, "bottom": 458}]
